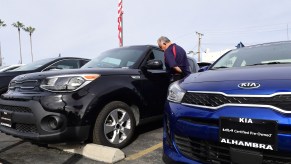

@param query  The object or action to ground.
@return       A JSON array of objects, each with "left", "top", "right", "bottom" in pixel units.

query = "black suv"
[
  {"left": 0, "top": 57, "right": 90, "bottom": 94},
  {"left": 0, "top": 45, "right": 198, "bottom": 148}
]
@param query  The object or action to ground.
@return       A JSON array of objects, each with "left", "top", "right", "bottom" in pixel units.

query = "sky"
[{"left": 0, "top": 0, "right": 291, "bottom": 65}]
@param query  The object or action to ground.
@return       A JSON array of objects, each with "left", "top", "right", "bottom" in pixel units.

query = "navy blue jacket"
[{"left": 164, "top": 43, "right": 190, "bottom": 76}]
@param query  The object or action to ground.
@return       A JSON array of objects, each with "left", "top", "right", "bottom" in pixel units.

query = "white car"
[{"left": 0, "top": 64, "right": 25, "bottom": 72}]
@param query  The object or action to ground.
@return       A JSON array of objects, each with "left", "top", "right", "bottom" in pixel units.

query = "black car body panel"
[{"left": 0, "top": 45, "right": 198, "bottom": 146}]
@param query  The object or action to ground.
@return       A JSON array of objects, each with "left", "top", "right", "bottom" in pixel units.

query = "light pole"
[{"left": 196, "top": 32, "right": 204, "bottom": 62}]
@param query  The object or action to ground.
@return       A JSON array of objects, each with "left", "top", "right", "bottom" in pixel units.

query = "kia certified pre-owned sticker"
[{"left": 219, "top": 117, "right": 277, "bottom": 150}]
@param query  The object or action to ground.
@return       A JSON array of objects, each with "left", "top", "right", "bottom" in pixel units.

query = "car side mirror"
[
  {"left": 198, "top": 65, "right": 210, "bottom": 72},
  {"left": 146, "top": 60, "right": 163, "bottom": 70}
]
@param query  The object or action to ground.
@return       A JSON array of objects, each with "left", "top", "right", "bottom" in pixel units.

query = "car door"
[{"left": 139, "top": 48, "right": 170, "bottom": 118}]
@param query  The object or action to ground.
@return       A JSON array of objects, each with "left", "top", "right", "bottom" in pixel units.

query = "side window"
[
  {"left": 151, "top": 49, "right": 166, "bottom": 70},
  {"left": 50, "top": 59, "right": 81, "bottom": 69},
  {"left": 80, "top": 59, "right": 90, "bottom": 67}
]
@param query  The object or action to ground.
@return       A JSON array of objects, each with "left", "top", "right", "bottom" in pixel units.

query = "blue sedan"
[{"left": 163, "top": 41, "right": 291, "bottom": 164}]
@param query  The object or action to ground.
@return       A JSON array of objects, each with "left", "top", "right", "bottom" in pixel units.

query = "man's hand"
[{"left": 173, "top": 66, "right": 182, "bottom": 74}]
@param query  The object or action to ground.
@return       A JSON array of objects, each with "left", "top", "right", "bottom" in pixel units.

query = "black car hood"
[
  {"left": 0, "top": 71, "right": 33, "bottom": 88},
  {"left": 12, "top": 68, "right": 140, "bottom": 81},
  {"left": 0, "top": 71, "right": 33, "bottom": 77}
]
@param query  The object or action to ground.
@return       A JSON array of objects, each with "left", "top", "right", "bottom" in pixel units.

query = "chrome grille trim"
[
  {"left": 9, "top": 80, "right": 38, "bottom": 90},
  {"left": 186, "top": 91, "right": 291, "bottom": 98},
  {"left": 182, "top": 103, "right": 291, "bottom": 114},
  {"left": 182, "top": 91, "right": 291, "bottom": 114}
]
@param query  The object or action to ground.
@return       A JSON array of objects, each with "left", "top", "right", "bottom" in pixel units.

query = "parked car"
[
  {"left": 187, "top": 56, "right": 200, "bottom": 73},
  {"left": 0, "top": 64, "right": 25, "bottom": 72},
  {"left": 0, "top": 45, "right": 198, "bottom": 148},
  {"left": 0, "top": 57, "right": 89, "bottom": 94},
  {"left": 163, "top": 41, "right": 291, "bottom": 163},
  {"left": 197, "top": 62, "right": 212, "bottom": 68},
  {"left": 197, "top": 62, "right": 212, "bottom": 72}
]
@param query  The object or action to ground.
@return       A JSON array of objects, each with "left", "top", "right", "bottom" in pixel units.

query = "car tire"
[{"left": 92, "top": 101, "right": 136, "bottom": 148}]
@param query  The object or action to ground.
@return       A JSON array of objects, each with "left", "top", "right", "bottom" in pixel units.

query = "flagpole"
[
  {"left": 118, "top": 0, "right": 123, "bottom": 47},
  {"left": 0, "top": 42, "right": 2, "bottom": 66},
  {"left": 121, "top": 11, "right": 123, "bottom": 47}
]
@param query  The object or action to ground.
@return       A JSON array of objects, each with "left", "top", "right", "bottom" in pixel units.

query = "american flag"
[{"left": 117, "top": 0, "right": 123, "bottom": 47}]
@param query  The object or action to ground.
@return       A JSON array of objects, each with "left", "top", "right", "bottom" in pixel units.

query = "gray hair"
[{"left": 157, "top": 36, "right": 171, "bottom": 44}]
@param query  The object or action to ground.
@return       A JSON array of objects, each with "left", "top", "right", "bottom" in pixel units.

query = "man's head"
[{"left": 157, "top": 36, "right": 171, "bottom": 51}]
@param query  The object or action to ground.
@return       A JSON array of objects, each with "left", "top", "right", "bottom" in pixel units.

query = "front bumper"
[
  {"left": 164, "top": 101, "right": 291, "bottom": 163},
  {"left": 0, "top": 98, "right": 90, "bottom": 143}
]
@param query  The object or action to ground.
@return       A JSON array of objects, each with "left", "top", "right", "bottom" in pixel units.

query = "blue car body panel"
[{"left": 164, "top": 42, "right": 291, "bottom": 163}]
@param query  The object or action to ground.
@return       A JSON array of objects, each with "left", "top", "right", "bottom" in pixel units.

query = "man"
[{"left": 157, "top": 36, "right": 190, "bottom": 81}]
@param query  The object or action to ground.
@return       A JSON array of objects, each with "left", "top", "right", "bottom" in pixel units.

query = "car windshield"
[
  {"left": 211, "top": 42, "right": 291, "bottom": 69},
  {"left": 82, "top": 47, "right": 146, "bottom": 69},
  {"left": 10, "top": 58, "right": 55, "bottom": 71}
]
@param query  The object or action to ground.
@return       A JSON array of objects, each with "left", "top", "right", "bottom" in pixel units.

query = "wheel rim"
[{"left": 103, "top": 108, "right": 131, "bottom": 144}]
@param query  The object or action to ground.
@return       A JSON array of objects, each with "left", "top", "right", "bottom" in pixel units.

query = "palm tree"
[
  {"left": 0, "top": 19, "right": 6, "bottom": 66},
  {"left": 0, "top": 19, "right": 6, "bottom": 28},
  {"left": 12, "top": 21, "right": 25, "bottom": 64},
  {"left": 23, "top": 26, "right": 35, "bottom": 62}
]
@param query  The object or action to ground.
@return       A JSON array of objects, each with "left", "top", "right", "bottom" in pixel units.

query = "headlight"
[
  {"left": 40, "top": 74, "right": 100, "bottom": 92},
  {"left": 167, "top": 81, "right": 186, "bottom": 103}
]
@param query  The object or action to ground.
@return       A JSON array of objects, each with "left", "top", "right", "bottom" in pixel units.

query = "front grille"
[
  {"left": 15, "top": 124, "right": 37, "bottom": 134},
  {"left": 175, "top": 135, "right": 230, "bottom": 163},
  {"left": 175, "top": 135, "right": 291, "bottom": 164},
  {"left": 182, "top": 92, "right": 291, "bottom": 112},
  {"left": 0, "top": 104, "right": 32, "bottom": 113},
  {"left": 9, "top": 80, "right": 40, "bottom": 92}
]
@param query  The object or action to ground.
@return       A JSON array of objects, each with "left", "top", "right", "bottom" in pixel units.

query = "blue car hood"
[{"left": 180, "top": 65, "right": 291, "bottom": 95}]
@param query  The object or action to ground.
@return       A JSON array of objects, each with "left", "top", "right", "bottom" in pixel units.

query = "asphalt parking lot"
[{"left": 0, "top": 120, "right": 164, "bottom": 164}]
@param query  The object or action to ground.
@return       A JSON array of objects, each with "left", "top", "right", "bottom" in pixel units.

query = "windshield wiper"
[
  {"left": 246, "top": 61, "right": 291, "bottom": 66},
  {"left": 210, "top": 66, "right": 230, "bottom": 70}
]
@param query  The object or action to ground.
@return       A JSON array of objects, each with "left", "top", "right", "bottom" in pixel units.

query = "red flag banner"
[{"left": 118, "top": 0, "right": 123, "bottom": 47}]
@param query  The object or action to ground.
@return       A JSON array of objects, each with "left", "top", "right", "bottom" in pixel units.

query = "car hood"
[
  {"left": 0, "top": 71, "right": 32, "bottom": 77},
  {"left": 180, "top": 64, "right": 291, "bottom": 95},
  {"left": 0, "top": 71, "right": 33, "bottom": 88},
  {"left": 12, "top": 68, "right": 140, "bottom": 81}
]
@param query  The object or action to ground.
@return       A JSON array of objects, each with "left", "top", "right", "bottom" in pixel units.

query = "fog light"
[{"left": 47, "top": 116, "right": 63, "bottom": 130}]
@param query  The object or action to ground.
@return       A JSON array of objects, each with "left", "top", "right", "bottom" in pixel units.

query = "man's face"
[{"left": 158, "top": 42, "right": 166, "bottom": 51}]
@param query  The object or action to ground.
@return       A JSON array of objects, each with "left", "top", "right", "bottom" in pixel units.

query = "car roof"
[
  {"left": 49, "top": 57, "right": 90, "bottom": 60},
  {"left": 237, "top": 40, "right": 291, "bottom": 50},
  {"left": 117, "top": 45, "right": 160, "bottom": 49}
]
